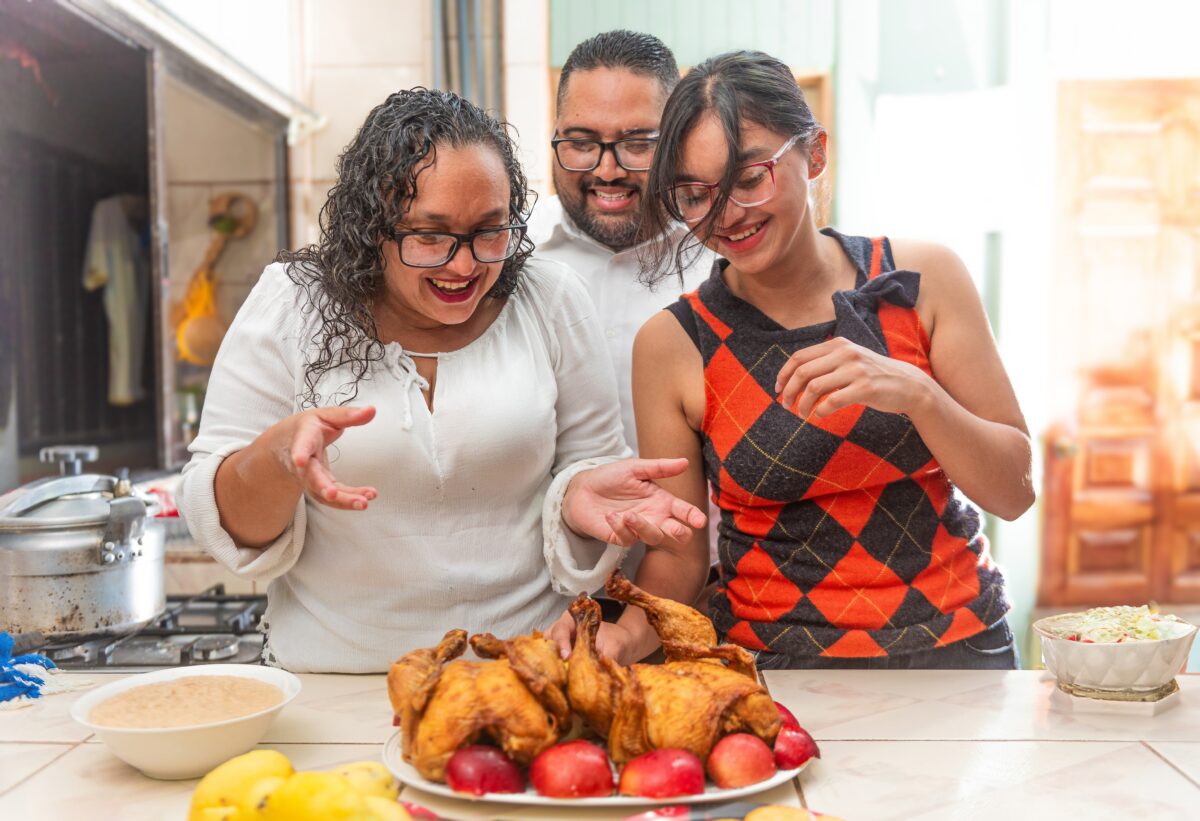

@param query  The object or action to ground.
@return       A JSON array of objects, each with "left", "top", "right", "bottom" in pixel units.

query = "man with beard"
[
  {"left": 530, "top": 30, "right": 713, "bottom": 452},
  {"left": 535, "top": 31, "right": 715, "bottom": 665}
]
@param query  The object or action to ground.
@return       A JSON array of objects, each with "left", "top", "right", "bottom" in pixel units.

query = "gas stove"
[{"left": 31, "top": 585, "right": 266, "bottom": 671}]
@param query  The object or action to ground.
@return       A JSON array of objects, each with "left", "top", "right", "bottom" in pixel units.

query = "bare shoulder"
[
  {"left": 634, "top": 307, "right": 706, "bottom": 434},
  {"left": 635, "top": 307, "right": 699, "bottom": 363},
  {"left": 887, "top": 237, "right": 984, "bottom": 327}
]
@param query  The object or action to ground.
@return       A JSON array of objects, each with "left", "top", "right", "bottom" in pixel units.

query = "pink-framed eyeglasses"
[{"left": 670, "top": 132, "right": 804, "bottom": 223}]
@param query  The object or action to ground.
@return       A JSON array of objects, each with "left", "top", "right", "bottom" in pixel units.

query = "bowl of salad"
[{"left": 1033, "top": 606, "right": 1197, "bottom": 693}]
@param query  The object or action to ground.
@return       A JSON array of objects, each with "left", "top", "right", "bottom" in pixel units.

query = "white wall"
[
  {"left": 156, "top": 0, "right": 294, "bottom": 91},
  {"left": 161, "top": 0, "right": 434, "bottom": 248},
  {"left": 503, "top": 0, "right": 553, "bottom": 200}
]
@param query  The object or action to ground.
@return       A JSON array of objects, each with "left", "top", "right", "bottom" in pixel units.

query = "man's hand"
[{"left": 545, "top": 607, "right": 659, "bottom": 666}]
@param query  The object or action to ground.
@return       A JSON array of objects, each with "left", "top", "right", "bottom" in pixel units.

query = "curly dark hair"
[{"left": 276, "top": 88, "right": 535, "bottom": 407}]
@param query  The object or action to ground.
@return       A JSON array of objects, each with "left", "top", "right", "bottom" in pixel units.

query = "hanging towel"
[{"left": 82, "top": 194, "right": 150, "bottom": 406}]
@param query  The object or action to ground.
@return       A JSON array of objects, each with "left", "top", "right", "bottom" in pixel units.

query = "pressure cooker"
[{"left": 0, "top": 446, "right": 165, "bottom": 637}]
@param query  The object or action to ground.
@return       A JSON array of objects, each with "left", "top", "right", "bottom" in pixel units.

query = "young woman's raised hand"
[
  {"left": 563, "top": 457, "right": 707, "bottom": 547},
  {"left": 280, "top": 405, "right": 379, "bottom": 510},
  {"left": 775, "top": 336, "right": 933, "bottom": 420}
]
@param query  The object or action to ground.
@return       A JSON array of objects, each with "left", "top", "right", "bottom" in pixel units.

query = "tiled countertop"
[{"left": 1, "top": 670, "right": 1197, "bottom": 819}]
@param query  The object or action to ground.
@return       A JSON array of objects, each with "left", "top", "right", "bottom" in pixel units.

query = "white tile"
[
  {"left": 0, "top": 743, "right": 74, "bottom": 793},
  {"left": 162, "top": 558, "right": 255, "bottom": 596},
  {"left": 801, "top": 740, "right": 1199, "bottom": 821},
  {"left": 164, "top": 78, "right": 278, "bottom": 184},
  {"left": 765, "top": 670, "right": 1200, "bottom": 742},
  {"left": 309, "top": 0, "right": 429, "bottom": 68},
  {"left": 0, "top": 741, "right": 382, "bottom": 819},
  {"left": 0, "top": 678, "right": 108, "bottom": 744},
  {"left": 308, "top": 67, "right": 426, "bottom": 179},
  {"left": 1148, "top": 741, "right": 1200, "bottom": 784},
  {"left": 259, "top": 674, "right": 393, "bottom": 745}
]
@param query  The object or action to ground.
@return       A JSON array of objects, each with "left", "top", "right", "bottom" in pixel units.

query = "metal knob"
[{"left": 39, "top": 445, "right": 99, "bottom": 477}]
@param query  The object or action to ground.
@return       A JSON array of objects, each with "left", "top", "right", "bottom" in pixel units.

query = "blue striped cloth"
[{"left": 0, "top": 632, "right": 57, "bottom": 703}]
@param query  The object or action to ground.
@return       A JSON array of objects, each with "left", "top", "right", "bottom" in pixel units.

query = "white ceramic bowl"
[
  {"left": 1033, "top": 612, "right": 1198, "bottom": 693},
  {"left": 69, "top": 664, "right": 301, "bottom": 780}
]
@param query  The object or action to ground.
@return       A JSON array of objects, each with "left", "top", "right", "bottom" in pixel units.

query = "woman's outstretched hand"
[
  {"left": 562, "top": 457, "right": 706, "bottom": 547},
  {"left": 279, "top": 405, "right": 378, "bottom": 510}
]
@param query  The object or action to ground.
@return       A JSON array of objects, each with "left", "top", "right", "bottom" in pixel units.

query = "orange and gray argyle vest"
[{"left": 666, "top": 229, "right": 1009, "bottom": 658}]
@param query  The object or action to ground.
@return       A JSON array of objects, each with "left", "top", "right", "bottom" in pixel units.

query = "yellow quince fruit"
[
  {"left": 236, "top": 774, "right": 289, "bottom": 816},
  {"left": 188, "top": 750, "right": 293, "bottom": 821},
  {"left": 258, "top": 771, "right": 373, "bottom": 820},
  {"left": 333, "top": 760, "right": 399, "bottom": 800},
  {"left": 194, "top": 809, "right": 240, "bottom": 821},
  {"left": 363, "top": 795, "right": 412, "bottom": 821}
]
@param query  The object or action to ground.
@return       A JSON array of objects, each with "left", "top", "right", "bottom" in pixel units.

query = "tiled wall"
[
  {"left": 163, "top": 77, "right": 283, "bottom": 320},
  {"left": 289, "top": 0, "right": 433, "bottom": 246}
]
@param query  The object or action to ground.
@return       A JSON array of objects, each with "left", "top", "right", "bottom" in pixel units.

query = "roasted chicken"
[
  {"left": 387, "top": 629, "right": 570, "bottom": 781},
  {"left": 568, "top": 571, "right": 781, "bottom": 764}
]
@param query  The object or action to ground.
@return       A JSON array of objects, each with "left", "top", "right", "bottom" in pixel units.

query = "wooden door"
[{"left": 1041, "top": 80, "right": 1200, "bottom": 606}]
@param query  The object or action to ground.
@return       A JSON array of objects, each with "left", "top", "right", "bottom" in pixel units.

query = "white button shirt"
[
  {"left": 179, "top": 259, "right": 632, "bottom": 672},
  {"left": 528, "top": 195, "right": 714, "bottom": 453},
  {"left": 529, "top": 195, "right": 720, "bottom": 569}
]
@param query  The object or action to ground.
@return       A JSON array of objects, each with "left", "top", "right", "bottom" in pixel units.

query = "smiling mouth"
[
  {"left": 588, "top": 187, "right": 638, "bottom": 212},
  {"left": 426, "top": 276, "right": 480, "bottom": 302},
  {"left": 720, "top": 221, "right": 766, "bottom": 242},
  {"left": 431, "top": 278, "right": 473, "bottom": 291}
]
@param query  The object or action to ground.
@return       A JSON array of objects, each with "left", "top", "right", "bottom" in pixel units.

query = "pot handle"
[
  {"left": 0, "top": 474, "right": 119, "bottom": 519},
  {"left": 100, "top": 496, "right": 148, "bottom": 564}
]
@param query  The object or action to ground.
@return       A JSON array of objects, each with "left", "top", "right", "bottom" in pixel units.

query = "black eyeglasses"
[
  {"left": 551, "top": 134, "right": 660, "bottom": 172},
  {"left": 389, "top": 224, "right": 527, "bottom": 268}
]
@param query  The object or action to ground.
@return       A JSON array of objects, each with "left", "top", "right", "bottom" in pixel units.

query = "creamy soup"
[{"left": 89, "top": 675, "right": 284, "bottom": 729}]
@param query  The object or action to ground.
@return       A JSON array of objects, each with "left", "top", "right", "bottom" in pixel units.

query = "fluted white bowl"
[
  {"left": 1033, "top": 612, "right": 1197, "bottom": 692},
  {"left": 70, "top": 664, "right": 300, "bottom": 779}
]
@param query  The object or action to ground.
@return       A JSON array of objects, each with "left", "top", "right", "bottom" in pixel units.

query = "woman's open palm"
[{"left": 563, "top": 457, "right": 706, "bottom": 547}]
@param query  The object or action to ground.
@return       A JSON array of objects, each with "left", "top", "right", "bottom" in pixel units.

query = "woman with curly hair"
[{"left": 178, "top": 89, "right": 704, "bottom": 673}]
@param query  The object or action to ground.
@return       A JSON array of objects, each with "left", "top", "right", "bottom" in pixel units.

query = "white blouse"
[{"left": 178, "top": 260, "right": 631, "bottom": 672}]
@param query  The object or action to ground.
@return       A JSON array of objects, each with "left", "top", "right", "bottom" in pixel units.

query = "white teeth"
[
  {"left": 729, "top": 223, "right": 763, "bottom": 242},
  {"left": 594, "top": 190, "right": 633, "bottom": 200},
  {"left": 431, "top": 278, "right": 472, "bottom": 291}
]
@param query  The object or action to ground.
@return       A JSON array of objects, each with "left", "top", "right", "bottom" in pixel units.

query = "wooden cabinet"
[{"left": 1040, "top": 80, "right": 1200, "bottom": 607}]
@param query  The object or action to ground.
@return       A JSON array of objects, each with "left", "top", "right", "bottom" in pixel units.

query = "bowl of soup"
[
  {"left": 70, "top": 664, "right": 301, "bottom": 779},
  {"left": 1033, "top": 605, "right": 1197, "bottom": 694}
]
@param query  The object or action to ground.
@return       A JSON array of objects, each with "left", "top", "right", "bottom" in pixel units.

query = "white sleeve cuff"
[
  {"left": 542, "top": 457, "right": 627, "bottom": 595},
  {"left": 178, "top": 442, "right": 307, "bottom": 582}
]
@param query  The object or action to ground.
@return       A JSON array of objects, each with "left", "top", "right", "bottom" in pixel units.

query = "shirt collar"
[{"left": 539, "top": 196, "right": 691, "bottom": 259}]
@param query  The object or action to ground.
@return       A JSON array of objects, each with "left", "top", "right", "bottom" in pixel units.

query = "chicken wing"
[{"left": 605, "top": 569, "right": 717, "bottom": 653}]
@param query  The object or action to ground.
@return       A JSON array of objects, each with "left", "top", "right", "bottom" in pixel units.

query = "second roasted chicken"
[{"left": 568, "top": 571, "right": 781, "bottom": 764}]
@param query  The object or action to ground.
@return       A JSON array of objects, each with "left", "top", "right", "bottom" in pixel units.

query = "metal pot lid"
[{"left": 0, "top": 474, "right": 139, "bottom": 531}]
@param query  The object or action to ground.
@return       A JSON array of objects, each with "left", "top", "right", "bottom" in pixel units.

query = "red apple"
[
  {"left": 445, "top": 745, "right": 525, "bottom": 795},
  {"left": 706, "top": 733, "right": 777, "bottom": 789},
  {"left": 529, "top": 739, "right": 614, "bottom": 798},
  {"left": 774, "top": 726, "right": 820, "bottom": 770},
  {"left": 618, "top": 748, "right": 706, "bottom": 798},
  {"left": 775, "top": 700, "right": 801, "bottom": 730}
]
